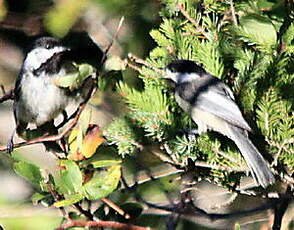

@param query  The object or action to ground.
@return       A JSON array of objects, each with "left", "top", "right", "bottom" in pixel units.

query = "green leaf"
[
  {"left": 53, "top": 193, "right": 84, "bottom": 207},
  {"left": 14, "top": 161, "right": 43, "bottom": 190},
  {"left": 239, "top": 14, "right": 277, "bottom": 50},
  {"left": 55, "top": 160, "right": 83, "bottom": 194},
  {"left": 54, "top": 63, "right": 95, "bottom": 90},
  {"left": 82, "top": 165, "right": 121, "bottom": 200},
  {"left": 91, "top": 160, "right": 122, "bottom": 168},
  {"left": 53, "top": 72, "right": 79, "bottom": 88},
  {"left": 78, "top": 64, "right": 95, "bottom": 81}
]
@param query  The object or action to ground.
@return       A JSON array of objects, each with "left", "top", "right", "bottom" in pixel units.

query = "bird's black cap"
[
  {"left": 166, "top": 59, "right": 206, "bottom": 74},
  {"left": 31, "top": 37, "right": 61, "bottom": 50}
]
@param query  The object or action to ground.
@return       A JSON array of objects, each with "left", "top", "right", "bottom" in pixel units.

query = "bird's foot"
[{"left": 6, "top": 137, "right": 14, "bottom": 154}]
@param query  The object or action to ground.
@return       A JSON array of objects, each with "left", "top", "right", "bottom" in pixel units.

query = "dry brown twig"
[
  {"left": 101, "top": 198, "right": 131, "bottom": 219},
  {"left": 127, "top": 53, "right": 164, "bottom": 75},
  {"left": 101, "top": 16, "right": 125, "bottom": 66},
  {"left": 0, "top": 87, "right": 14, "bottom": 103},
  {"left": 46, "top": 183, "right": 70, "bottom": 220},
  {"left": 56, "top": 220, "right": 151, "bottom": 230},
  {"left": 229, "top": 0, "right": 238, "bottom": 26},
  {"left": 177, "top": 3, "right": 209, "bottom": 39}
]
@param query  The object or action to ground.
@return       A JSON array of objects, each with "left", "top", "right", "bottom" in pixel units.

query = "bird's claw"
[{"left": 6, "top": 138, "right": 14, "bottom": 154}]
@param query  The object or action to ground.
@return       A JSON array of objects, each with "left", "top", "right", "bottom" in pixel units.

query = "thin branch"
[
  {"left": 127, "top": 53, "right": 164, "bottom": 75},
  {"left": 177, "top": 3, "right": 209, "bottom": 39},
  {"left": 101, "top": 198, "right": 131, "bottom": 219},
  {"left": 148, "top": 193, "right": 275, "bottom": 221},
  {"left": 101, "top": 16, "right": 125, "bottom": 66},
  {"left": 125, "top": 60, "right": 142, "bottom": 73},
  {"left": 0, "top": 85, "right": 5, "bottom": 94},
  {"left": 56, "top": 220, "right": 151, "bottom": 230},
  {"left": 46, "top": 183, "right": 70, "bottom": 220},
  {"left": 73, "top": 203, "right": 94, "bottom": 220},
  {"left": 229, "top": 0, "right": 238, "bottom": 26},
  {"left": 193, "top": 160, "right": 246, "bottom": 172},
  {"left": 0, "top": 88, "right": 14, "bottom": 103}
]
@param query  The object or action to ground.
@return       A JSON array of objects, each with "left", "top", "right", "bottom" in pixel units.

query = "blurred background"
[{"left": 0, "top": 1, "right": 293, "bottom": 230}]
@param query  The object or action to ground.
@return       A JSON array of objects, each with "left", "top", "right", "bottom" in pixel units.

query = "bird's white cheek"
[
  {"left": 165, "top": 71, "right": 178, "bottom": 82},
  {"left": 177, "top": 73, "right": 201, "bottom": 83}
]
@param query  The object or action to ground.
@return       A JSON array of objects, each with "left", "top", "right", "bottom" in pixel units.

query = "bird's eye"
[{"left": 45, "top": 44, "right": 52, "bottom": 49}]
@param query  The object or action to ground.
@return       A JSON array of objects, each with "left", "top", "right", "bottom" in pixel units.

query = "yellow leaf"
[
  {"left": 68, "top": 128, "right": 85, "bottom": 161},
  {"left": 81, "top": 125, "right": 104, "bottom": 158}
]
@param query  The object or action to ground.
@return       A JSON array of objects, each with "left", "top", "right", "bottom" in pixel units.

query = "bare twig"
[
  {"left": 101, "top": 16, "right": 125, "bottom": 66},
  {"left": 0, "top": 85, "right": 5, "bottom": 94},
  {"left": 101, "top": 198, "right": 131, "bottom": 219},
  {"left": 46, "top": 183, "right": 70, "bottom": 220},
  {"left": 193, "top": 160, "right": 246, "bottom": 172},
  {"left": 125, "top": 61, "right": 142, "bottom": 73},
  {"left": 73, "top": 203, "right": 94, "bottom": 220},
  {"left": 56, "top": 220, "right": 151, "bottom": 230},
  {"left": 127, "top": 53, "right": 164, "bottom": 75},
  {"left": 229, "top": 0, "right": 238, "bottom": 26},
  {"left": 177, "top": 3, "right": 209, "bottom": 39},
  {"left": 0, "top": 88, "right": 14, "bottom": 103}
]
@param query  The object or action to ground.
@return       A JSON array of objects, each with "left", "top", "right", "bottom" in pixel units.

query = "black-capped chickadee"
[
  {"left": 14, "top": 37, "right": 72, "bottom": 133},
  {"left": 164, "top": 59, "right": 275, "bottom": 188},
  {"left": 10, "top": 36, "right": 94, "bottom": 151}
]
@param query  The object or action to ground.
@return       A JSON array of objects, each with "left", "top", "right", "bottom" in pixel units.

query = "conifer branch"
[{"left": 177, "top": 3, "right": 209, "bottom": 39}]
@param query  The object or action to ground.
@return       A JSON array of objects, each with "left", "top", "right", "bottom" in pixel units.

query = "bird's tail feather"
[{"left": 228, "top": 126, "right": 275, "bottom": 188}]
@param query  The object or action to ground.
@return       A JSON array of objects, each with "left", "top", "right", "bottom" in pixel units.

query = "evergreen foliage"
[{"left": 106, "top": 0, "right": 294, "bottom": 186}]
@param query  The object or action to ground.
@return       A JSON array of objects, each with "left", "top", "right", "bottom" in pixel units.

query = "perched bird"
[
  {"left": 14, "top": 37, "right": 73, "bottom": 133},
  {"left": 164, "top": 59, "right": 275, "bottom": 188},
  {"left": 10, "top": 36, "right": 98, "bottom": 152}
]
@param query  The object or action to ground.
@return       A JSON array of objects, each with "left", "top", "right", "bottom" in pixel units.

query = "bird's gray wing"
[{"left": 194, "top": 79, "right": 252, "bottom": 132}]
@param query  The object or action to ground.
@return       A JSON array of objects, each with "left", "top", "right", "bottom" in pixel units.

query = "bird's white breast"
[{"left": 16, "top": 69, "right": 71, "bottom": 126}]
